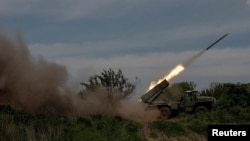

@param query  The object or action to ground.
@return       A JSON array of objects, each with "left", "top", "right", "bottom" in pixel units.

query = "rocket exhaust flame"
[
  {"left": 147, "top": 64, "right": 185, "bottom": 91},
  {"left": 146, "top": 33, "right": 229, "bottom": 91},
  {"left": 165, "top": 65, "right": 185, "bottom": 81}
]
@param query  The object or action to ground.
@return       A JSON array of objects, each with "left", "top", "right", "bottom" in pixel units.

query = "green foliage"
[
  {"left": 177, "top": 113, "right": 215, "bottom": 137},
  {"left": 209, "top": 82, "right": 250, "bottom": 123},
  {"left": 149, "top": 131, "right": 158, "bottom": 138},
  {"left": 0, "top": 105, "right": 145, "bottom": 141},
  {"left": 163, "top": 81, "right": 197, "bottom": 100},
  {"left": 81, "top": 68, "right": 139, "bottom": 98},
  {"left": 171, "top": 81, "right": 197, "bottom": 91},
  {"left": 149, "top": 120, "right": 187, "bottom": 137}
]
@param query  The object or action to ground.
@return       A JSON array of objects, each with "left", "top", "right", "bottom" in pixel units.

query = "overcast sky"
[{"left": 1, "top": 0, "right": 250, "bottom": 99}]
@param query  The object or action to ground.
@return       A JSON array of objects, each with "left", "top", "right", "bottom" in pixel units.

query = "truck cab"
[{"left": 180, "top": 90, "right": 216, "bottom": 113}]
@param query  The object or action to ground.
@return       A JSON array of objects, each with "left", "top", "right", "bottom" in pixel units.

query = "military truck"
[{"left": 140, "top": 80, "right": 216, "bottom": 119}]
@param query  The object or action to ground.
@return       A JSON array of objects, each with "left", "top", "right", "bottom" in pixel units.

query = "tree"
[
  {"left": 163, "top": 81, "right": 197, "bottom": 100},
  {"left": 80, "top": 68, "right": 139, "bottom": 98},
  {"left": 170, "top": 81, "right": 196, "bottom": 91},
  {"left": 206, "top": 82, "right": 250, "bottom": 123}
]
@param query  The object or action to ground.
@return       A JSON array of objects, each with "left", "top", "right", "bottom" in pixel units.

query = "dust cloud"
[{"left": 0, "top": 30, "right": 155, "bottom": 121}]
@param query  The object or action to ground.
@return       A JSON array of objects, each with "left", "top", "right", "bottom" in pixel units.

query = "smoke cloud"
[{"left": 0, "top": 30, "right": 153, "bottom": 121}]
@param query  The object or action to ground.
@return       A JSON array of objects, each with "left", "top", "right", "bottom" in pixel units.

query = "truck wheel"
[
  {"left": 160, "top": 107, "right": 172, "bottom": 119},
  {"left": 195, "top": 106, "right": 208, "bottom": 113},
  {"left": 144, "top": 106, "right": 161, "bottom": 120}
]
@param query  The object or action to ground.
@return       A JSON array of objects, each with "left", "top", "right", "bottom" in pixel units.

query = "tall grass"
[{"left": 0, "top": 105, "right": 146, "bottom": 141}]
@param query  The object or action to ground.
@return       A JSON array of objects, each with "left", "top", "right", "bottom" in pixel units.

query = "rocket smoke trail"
[
  {"left": 183, "top": 33, "right": 229, "bottom": 67},
  {"left": 147, "top": 33, "right": 229, "bottom": 91}
]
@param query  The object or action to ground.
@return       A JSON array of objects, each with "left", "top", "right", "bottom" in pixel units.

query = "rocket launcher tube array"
[{"left": 140, "top": 79, "right": 169, "bottom": 103}]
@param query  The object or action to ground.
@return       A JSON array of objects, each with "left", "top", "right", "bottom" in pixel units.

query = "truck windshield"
[{"left": 193, "top": 91, "right": 201, "bottom": 96}]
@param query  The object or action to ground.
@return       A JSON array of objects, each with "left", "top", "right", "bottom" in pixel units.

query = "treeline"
[
  {"left": 202, "top": 82, "right": 250, "bottom": 123},
  {"left": 165, "top": 81, "right": 250, "bottom": 123}
]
